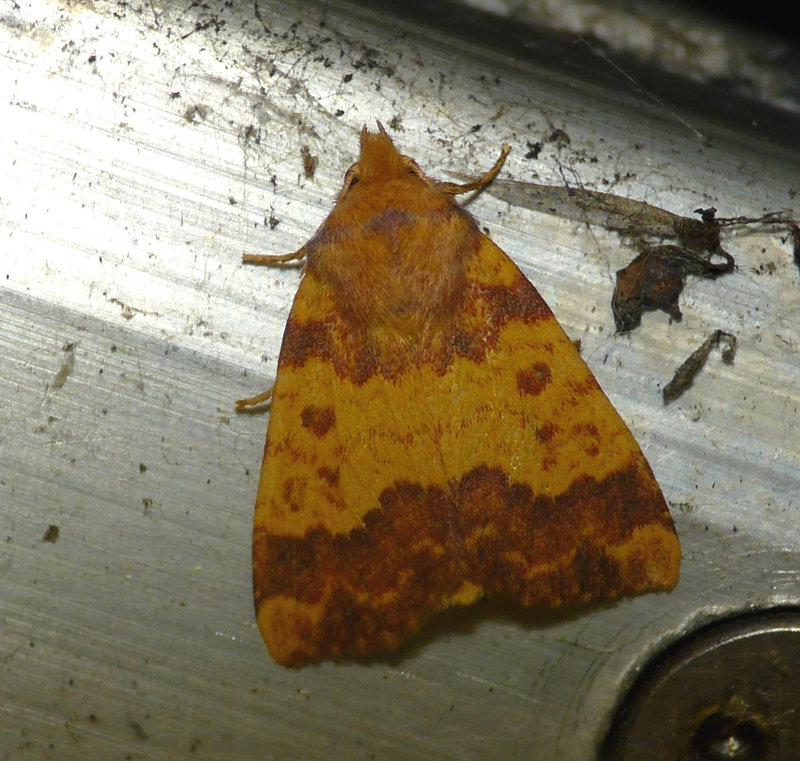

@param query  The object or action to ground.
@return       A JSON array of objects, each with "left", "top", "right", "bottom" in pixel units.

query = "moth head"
[{"left": 337, "top": 122, "right": 428, "bottom": 201}]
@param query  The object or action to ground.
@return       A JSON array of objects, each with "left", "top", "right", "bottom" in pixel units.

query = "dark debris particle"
[
  {"left": 184, "top": 104, "right": 210, "bottom": 123},
  {"left": 525, "top": 141, "right": 543, "bottom": 159},
  {"left": 546, "top": 128, "right": 570, "bottom": 146},
  {"left": 51, "top": 342, "right": 76, "bottom": 389},
  {"left": 128, "top": 720, "right": 150, "bottom": 741},
  {"left": 42, "top": 525, "right": 60, "bottom": 543},
  {"left": 300, "top": 145, "right": 318, "bottom": 179}
]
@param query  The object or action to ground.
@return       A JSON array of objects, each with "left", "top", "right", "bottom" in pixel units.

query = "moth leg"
[
  {"left": 236, "top": 388, "right": 273, "bottom": 411},
  {"left": 236, "top": 246, "right": 305, "bottom": 410},
  {"left": 237, "top": 246, "right": 306, "bottom": 410},
  {"left": 242, "top": 245, "right": 307, "bottom": 266},
  {"left": 436, "top": 144, "right": 511, "bottom": 196}
]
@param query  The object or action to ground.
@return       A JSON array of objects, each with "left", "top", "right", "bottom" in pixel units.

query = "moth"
[{"left": 239, "top": 124, "right": 680, "bottom": 667}]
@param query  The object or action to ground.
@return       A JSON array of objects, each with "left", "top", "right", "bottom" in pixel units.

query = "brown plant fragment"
[
  {"left": 663, "top": 330, "right": 737, "bottom": 404},
  {"left": 613, "top": 239, "right": 734, "bottom": 332},
  {"left": 612, "top": 206, "right": 799, "bottom": 332},
  {"left": 488, "top": 178, "right": 798, "bottom": 332}
]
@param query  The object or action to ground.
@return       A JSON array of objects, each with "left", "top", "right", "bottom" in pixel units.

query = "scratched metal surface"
[{"left": 2, "top": 1, "right": 799, "bottom": 759}]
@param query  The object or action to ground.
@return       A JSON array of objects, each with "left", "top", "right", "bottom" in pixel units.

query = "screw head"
[{"left": 601, "top": 609, "right": 800, "bottom": 761}]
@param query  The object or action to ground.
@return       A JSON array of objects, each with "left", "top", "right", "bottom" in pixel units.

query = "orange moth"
[{"left": 239, "top": 124, "right": 680, "bottom": 667}]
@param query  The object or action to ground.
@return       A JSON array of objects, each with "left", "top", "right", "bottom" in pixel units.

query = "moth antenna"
[
  {"left": 437, "top": 144, "right": 511, "bottom": 196},
  {"left": 242, "top": 246, "right": 307, "bottom": 266}
]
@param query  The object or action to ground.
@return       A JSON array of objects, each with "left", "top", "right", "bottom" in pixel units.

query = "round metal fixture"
[{"left": 600, "top": 609, "right": 800, "bottom": 761}]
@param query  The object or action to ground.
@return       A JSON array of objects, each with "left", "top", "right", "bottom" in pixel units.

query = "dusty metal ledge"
[{"left": 2, "top": 1, "right": 799, "bottom": 759}]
